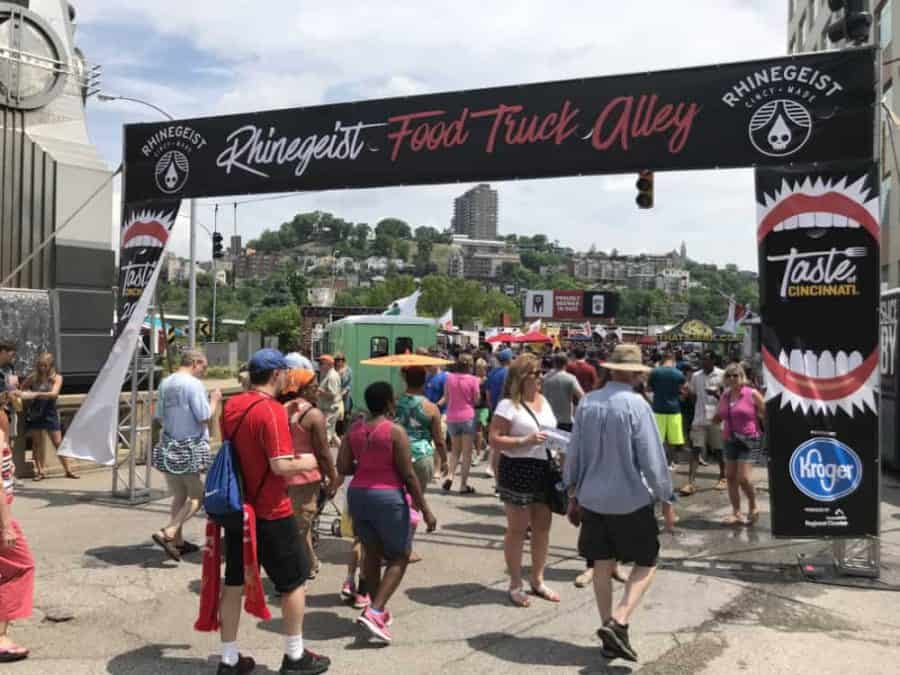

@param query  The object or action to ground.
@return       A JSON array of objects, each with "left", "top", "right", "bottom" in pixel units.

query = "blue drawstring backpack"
[{"left": 204, "top": 398, "right": 265, "bottom": 528}]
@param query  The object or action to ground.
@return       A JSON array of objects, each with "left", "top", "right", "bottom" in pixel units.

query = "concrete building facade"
[
  {"left": 451, "top": 183, "right": 499, "bottom": 240},
  {"left": 448, "top": 235, "right": 520, "bottom": 279},
  {"left": 787, "top": 0, "right": 897, "bottom": 286}
]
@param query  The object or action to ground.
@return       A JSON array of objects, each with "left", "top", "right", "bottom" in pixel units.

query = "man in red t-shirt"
[
  {"left": 217, "top": 349, "right": 330, "bottom": 675},
  {"left": 567, "top": 347, "right": 598, "bottom": 393}
]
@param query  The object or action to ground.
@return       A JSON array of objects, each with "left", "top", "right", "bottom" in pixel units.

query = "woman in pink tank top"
[
  {"left": 442, "top": 353, "right": 481, "bottom": 495},
  {"left": 714, "top": 363, "right": 766, "bottom": 527},
  {"left": 338, "top": 382, "right": 437, "bottom": 644}
]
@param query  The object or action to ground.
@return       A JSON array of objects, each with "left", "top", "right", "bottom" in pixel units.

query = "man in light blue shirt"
[
  {"left": 564, "top": 344, "right": 675, "bottom": 663},
  {"left": 152, "top": 350, "right": 221, "bottom": 560}
]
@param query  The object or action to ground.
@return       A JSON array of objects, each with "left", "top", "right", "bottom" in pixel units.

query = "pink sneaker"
[
  {"left": 353, "top": 593, "right": 371, "bottom": 609},
  {"left": 357, "top": 607, "right": 392, "bottom": 643},
  {"left": 340, "top": 580, "right": 356, "bottom": 601},
  {"left": 383, "top": 609, "right": 393, "bottom": 626}
]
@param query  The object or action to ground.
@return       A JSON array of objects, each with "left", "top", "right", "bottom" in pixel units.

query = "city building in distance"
[
  {"left": 448, "top": 235, "right": 521, "bottom": 280},
  {"left": 452, "top": 183, "right": 499, "bottom": 240}
]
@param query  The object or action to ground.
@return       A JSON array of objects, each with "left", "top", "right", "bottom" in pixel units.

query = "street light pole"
[{"left": 97, "top": 93, "right": 198, "bottom": 347}]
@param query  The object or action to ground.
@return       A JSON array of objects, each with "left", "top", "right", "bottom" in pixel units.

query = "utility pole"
[{"left": 212, "top": 204, "right": 218, "bottom": 342}]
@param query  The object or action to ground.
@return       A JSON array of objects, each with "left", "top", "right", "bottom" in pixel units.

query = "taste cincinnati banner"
[
  {"left": 757, "top": 163, "right": 879, "bottom": 538},
  {"left": 123, "top": 48, "right": 875, "bottom": 203}
]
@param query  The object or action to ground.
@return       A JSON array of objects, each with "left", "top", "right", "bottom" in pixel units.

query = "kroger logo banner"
[{"left": 789, "top": 437, "right": 863, "bottom": 502}]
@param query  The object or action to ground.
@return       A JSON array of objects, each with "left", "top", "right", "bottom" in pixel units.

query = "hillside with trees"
[{"left": 162, "top": 209, "right": 758, "bottom": 332}]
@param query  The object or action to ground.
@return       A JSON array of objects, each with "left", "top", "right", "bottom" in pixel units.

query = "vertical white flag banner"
[
  {"left": 58, "top": 205, "right": 176, "bottom": 465},
  {"left": 58, "top": 255, "right": 166, "bottom": 465},
  {"left": 384, "top": 290, "right": 421, "bottom": 317}
]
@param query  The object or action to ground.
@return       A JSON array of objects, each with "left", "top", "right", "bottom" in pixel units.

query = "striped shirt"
[{"left": 2, "top": 445, "right": 13, "bottom": 501}]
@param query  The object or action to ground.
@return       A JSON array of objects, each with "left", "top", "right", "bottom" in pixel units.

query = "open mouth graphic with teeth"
[
  {"left": 762, "top": 348, "right": 878, "bottom": 415},
  {"left": 122, "top": 209, "right": 175, "bottom": 249},
  {"left": 758, "top": 175, "right": 879, "bottom": 417},
  {"left": 757, "top": 176, "right": 880, "bottom": 244}
]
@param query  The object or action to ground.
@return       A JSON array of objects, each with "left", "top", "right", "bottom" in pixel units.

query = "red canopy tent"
[
  {"left": 637, "top": 335, "right": 657, "bottom": 345},
  {"left": 486, "top": 333, "right": 518, "bottom": 344},
  {"left": 514, "top": 331, "right": 553, "bottom": 344}
]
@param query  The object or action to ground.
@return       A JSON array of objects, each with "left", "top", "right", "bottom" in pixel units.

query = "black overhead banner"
[
  {"left": 123, "top": 48, "right": 876, "bottom": 203},
  {"left": 757, "top": 162, "right": 879, "bottom": 538}
]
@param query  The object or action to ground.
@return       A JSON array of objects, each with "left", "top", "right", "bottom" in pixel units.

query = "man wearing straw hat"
[{"left": 564, "top": 343, "right": 676, "bottom": 663}]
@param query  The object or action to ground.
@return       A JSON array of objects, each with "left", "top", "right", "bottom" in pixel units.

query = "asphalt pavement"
[{"left": 7, "top": 459, "right": 900, "bottom": 674}]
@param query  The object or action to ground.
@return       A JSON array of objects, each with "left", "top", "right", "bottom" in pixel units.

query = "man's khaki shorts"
[{"left": 690, "top": 424, "right": 723, "bottom": 452}]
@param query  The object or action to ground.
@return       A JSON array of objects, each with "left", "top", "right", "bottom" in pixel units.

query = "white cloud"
[{"left": 77, "top": 0, "right": 788, "bottom": 269}]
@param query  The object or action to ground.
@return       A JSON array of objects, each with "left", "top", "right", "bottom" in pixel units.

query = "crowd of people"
[{"left": 0, "top": 332, "right": 766, "bottom": 671}]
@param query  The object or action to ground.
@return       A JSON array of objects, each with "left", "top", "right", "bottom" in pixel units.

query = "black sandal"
[
  {"left": 460, "top": 486, "right": 476, "bottom": 495},
  {"left": 442, "top": 479, "right": 452, "bottom": 492},
  {"left": 152, "top": 532, "right": 182, "bottom": 561}
]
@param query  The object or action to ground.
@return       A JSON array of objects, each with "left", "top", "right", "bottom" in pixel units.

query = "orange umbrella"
[{"left": 360, "top": 354, "right": 453, "bottom": 367}]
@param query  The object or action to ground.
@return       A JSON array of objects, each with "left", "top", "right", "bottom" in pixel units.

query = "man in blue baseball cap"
[
  {"left": 484, "top": 348, "right": 513, "bottom": 478},
  {"left": 216, "top": 348, "right": 331, "bottom": 674}
]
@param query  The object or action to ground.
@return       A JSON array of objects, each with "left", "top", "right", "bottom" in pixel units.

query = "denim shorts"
[
  {"left": 347, "top": 487, "right": 412, "bottom": 559},
  {"left": 723, "top": 439, "right": 754, "bottom": 463},
  {"left": 447, "top": 418, "right": 476, "bottom": 437}
]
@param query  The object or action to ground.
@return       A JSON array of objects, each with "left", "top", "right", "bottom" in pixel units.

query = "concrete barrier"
[{"left": 206, "top": 341, "right": 238, "bottom": 368}]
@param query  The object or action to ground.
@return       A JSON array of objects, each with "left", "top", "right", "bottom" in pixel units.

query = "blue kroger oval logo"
[{"left": 789, "top": 438, "right": 862, "bottom": 502}]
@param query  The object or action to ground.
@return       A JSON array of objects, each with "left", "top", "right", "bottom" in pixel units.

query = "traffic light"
[
  {"left": 636, "top": 170, "right": 654, "bottom": 209},
  {"left": 212, "top": 231, "right": 224, "bottom": 259},
  {"left": 827, "top": 0, "right": 872, "bottom": 45}
]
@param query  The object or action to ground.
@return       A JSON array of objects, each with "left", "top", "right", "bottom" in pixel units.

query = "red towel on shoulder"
[{"left": 195, "top": 504, "right": 271, "bottom": 631}]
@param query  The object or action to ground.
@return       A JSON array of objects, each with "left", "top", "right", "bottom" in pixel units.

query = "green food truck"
[{"left": 324, "top": 315, "right": 438, "bottom": 414}]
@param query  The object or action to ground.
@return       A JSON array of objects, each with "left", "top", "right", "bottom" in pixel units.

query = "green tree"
[
  {"left": 395, "top": 240, "right": 410, "bottom": 262},
  {"left": 414, "top": 226, "right": 440, "bottom": 242},
  {"left": 413, "top": 239, "right": 434, "bottom": 274},
  {"left": 287, "top": 269, "right": 308, "bottom": 306},
  {"left": 249, "top": 230, "right": 282, "bottom": 252},
  {"left": 372, "top": 233, "right": 393, "bottom": 257},
  {"left": 248, "top": 304, "right": 300, "bottom": 349},
  {"left": 261, "top": 277, "right": 293, "bottom": 307},
  {"left": 375, "top": 218, "right": 412, "bottom": 240}
]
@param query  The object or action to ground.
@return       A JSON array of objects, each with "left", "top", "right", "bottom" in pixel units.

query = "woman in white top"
[{"left": 489, "top": 353, "right": 559, "bottom": 608}]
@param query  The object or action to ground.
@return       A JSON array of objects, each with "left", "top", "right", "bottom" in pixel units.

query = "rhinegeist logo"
[
  {"left": 721, "top": 63, "right": 846, "bottom": 158},
  {"left": 767, "top": 247, "right": 863, "bottom": 299}
]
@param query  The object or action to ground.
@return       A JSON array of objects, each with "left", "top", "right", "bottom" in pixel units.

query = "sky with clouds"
[{"left": 73, "top": 0, "right": 787, "bottom": 270}]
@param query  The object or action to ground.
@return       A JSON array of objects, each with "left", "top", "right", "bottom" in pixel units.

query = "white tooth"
[
  {"left": 799, "top": 213, "right": 816, "bottom": 228},
  {"left": 847, "top": 218, "right": 861, "bottom": 229},
  {"left": 832, "top": 213, "right": 848, "bottom": 228},
  {"left": 790, "top": 350, "right": 805, "bottom": 374},
  {"left": 779, "top": 350, "right": 789, "bottom": 368},
  {"left": 774, "top": 222, "right": 784, "bottom": 232},
  {"left": 814, "top": 212, "right": 832, "bottom": 228},
  {"left": 849, "top": 351, "right": 863, "bottom": 370},
  {"left": 818, "top": 351, "right": 835, "bottom": 378},
  {"left": 783, "top": 216, "right": 799, "bottom": 230},
  {"left": 804, "top": 351, "right": 818, "bottom": 377},
  {"left": 835, "top": 350, "right": 849, "bottom": 375}
]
